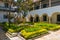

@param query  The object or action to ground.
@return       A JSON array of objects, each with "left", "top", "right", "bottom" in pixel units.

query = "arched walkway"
[
  {"left": 34, "top": 14, "right": 40, "bottom": 22},
  {"left": 28, "top": 15, "right": 34, "bottom": 22},
  {"left": 51, "top": 12, "right": 60, "bottom": 23},
  {"left": 41, "top": 13, "right": 48, "bottom": 22}
]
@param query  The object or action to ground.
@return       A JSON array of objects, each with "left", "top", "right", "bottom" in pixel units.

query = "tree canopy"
[
  {"left": 17, "top": 0, "right": 33, "bottom": 11},
  {"left": 15, "top": 0, "right": 34, "bottom": 17}
]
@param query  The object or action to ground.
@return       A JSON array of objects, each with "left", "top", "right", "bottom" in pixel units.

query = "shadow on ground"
[
  {"left": 27, "top": 33, "right": 50, "bottom": 40},
  {"left": 0, "top": 27, "right": 10, "bottom": 40}
]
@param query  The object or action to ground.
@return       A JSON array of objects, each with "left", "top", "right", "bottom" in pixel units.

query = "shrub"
[
  {"left": 49, "top": 26, "right": 60, "bottom": 31},
  {"left": 8, "top": 29, "right": 16, "bottom": 33},
  {"left": 26, "top": 22, "right": 34, "bottom": 25},
  {"left": 21, "top": 29, "right": 48, "bottom": 39},
  {"left": 3, "top": 23, "right": 24, "bottom": 32},
  {"left": 24, "top": 27, "right": 42, "bottom": 32},
  {"left": 34, "top": 23, "right": 58, "bottom": 31}
]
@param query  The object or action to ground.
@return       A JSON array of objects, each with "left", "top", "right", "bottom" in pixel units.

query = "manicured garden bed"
[
  {"left": 1, "top": 22, "right": 60, "bottom": 39},
  {"left": 21, "top": 28, "right": 48, "bottom": 39},
  {"left": 33, "top": 22, "right": 59, "bottom": 31},
  {"left": 20, "top": 22, "right": 60, "bottom": 39}
]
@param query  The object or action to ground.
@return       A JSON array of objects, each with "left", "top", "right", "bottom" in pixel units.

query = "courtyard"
[
  {"left": 35, "top": 30, "right": 60, "bottom": 40},
  {"left": 0, "top": 22, "right": 60, "bottom": 40},
  {"left": 0, "top": 0, "right": 60, "bottom": 40}
]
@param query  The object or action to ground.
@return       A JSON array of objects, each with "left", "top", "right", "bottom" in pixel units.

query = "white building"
[
  {"left": 0, "top": 1, "right": 16, "bottom": 22},
  {"left": 0, "top": 0, "right": 60, "bottom": 24},
  {"left": 26, "top": 0, "right": 60, "bottom": 24}
]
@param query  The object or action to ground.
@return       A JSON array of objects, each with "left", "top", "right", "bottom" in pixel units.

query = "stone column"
[
  {"left": 33, "top": 4, "right": 34, "bottom": 10},
  {"left": 40, "top": 2, "right": 42, "bottom": 9},
  {"left": 33, "top": 17, "right": 34, "bottom": 23},
  {"left": 49, "top": 0, "right": 51, "bottom": 7},
  {"left": 49, "top": 16, "right": 51, "bottom": 23},
  {"left": 39, "top": 16, "right": 41, "bottom": 22},
  {"left": 40, "top": 16, "right": 43, "bottom": 22}
]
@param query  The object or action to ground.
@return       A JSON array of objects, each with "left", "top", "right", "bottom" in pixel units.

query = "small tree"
[{"left": 16, "top": 0, "right": 33, "bottom": 23}]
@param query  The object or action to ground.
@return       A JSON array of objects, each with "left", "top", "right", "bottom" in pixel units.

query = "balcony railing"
[
  {"left": 32, "top": 0, "right": 60, "bottom": 11},
  {"left": 0, "top": 6, "right": 17, "bottom": 12}
]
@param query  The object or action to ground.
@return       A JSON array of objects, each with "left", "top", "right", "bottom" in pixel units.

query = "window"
[
  {"left": 4, "top": 3, "right": 8, "bottom": 8},
  {"left": 3, "top": 15, "right": 8, "bottom": 19},
  {"left": 43, "top": 4, "right": 47, "bottom": 8},
  {"left": 34, "top": 5, "right": 40, "bottom": 10},
  {"left": 41, "top": 0, "right": 45, "bottom": 2}
]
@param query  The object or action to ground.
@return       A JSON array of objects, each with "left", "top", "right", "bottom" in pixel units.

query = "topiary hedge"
[
  {"left": 20, "top": 29, "right": 48, "bottom": 39},
  {"left": 2, "top": 22, "right": 25, "bottom": 33}
]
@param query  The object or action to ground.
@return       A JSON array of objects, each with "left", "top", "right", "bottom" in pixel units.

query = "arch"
[
  {"left": 41, "top": 13, "right": 48, "bottom": 22},
  {"left": 51, "top": 12, "right": 60, "bottom": 23},
  {"left": 34, "top": 14, "right": 40, "bottom": 22},
  {"left": 28, "top": 14, "right": 34, "bottom": 22}
]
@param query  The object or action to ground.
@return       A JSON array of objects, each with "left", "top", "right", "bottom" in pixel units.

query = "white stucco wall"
[
  {"left": 0, "top": 11, "right": 15, "bottom": 22},
  {"left": 0, "top": 11, "right": 8, "bottom": 22},
  {"left": 28, "top": 5, "right": 60, "bottom": 17},
  {"left": 0, "top": 5, "right": 60, "bottom": 22},
  {"left": 0, "top": 1, "right": 4, "bottom": 7}
]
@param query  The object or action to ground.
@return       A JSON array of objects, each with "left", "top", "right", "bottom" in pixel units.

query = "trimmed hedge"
[
  {"left": 2, "top": 22, "right": 60, "bottom": 39},
  {"left": 2, "top": 22, "right": 32, "bottom": 33},
  {"left": 49, "top": 26, "right": 60, "bottom": 31},
  {"left": 20, "top": 22, "right": 60, "bottom": 39},
  {"left": 8, "top": 29, "right": 16, "bottom": 33},
  {"left": 2, "top": 22, "right": 25, "bottom": 33},
  {"left": 21, "top": 29, "right": 48, "bottom": 39},
  {"left": 33, "top": 23, "right": 59, "bottom": 31}
]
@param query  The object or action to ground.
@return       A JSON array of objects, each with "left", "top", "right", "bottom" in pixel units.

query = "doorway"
[
  {"left": 35, "top": 16, "right": 39, "bottom": 22},
  {"left": 57, "top": 15, "right": 60, "bottom": 21},
  {"left": 30, "top": 16, "right": 33, "bottom": 22},
  {"left": 43, "top": 15, "right": 47, "bottom": 21}
]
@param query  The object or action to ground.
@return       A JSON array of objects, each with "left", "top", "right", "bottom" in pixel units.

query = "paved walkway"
[
  {"left": 0, "top": 28, "right": 10, "bottom": 40},
  {"left": 0, "top": 28, "right": 25, "bottom": 40},
  {"left": 0, "top": 27, "right": 60, "bottom": 40},
  {"left": 7, "top": 33, "right": 25, "bottom": 40},
  {"left": 35, "top": 30, "right": 60, "bottom": 40},
  {"left": 6, "top": 31, "right": 25, "bottom": 40}
]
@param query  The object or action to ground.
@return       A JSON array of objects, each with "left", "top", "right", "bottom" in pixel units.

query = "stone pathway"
[
  {"left": 0, "top": 27, "right": 60, "bottom": 40},
  {"left": 6, "top": 31, "right": 25, "bottom": 40},
  {"left": 0, "top": 28, "right": 10, "bottom": 40},
  {"left": 0, "top": 28, "right": 25, "bottom": 40},
  {"left": 7, "top": 33, "right": 25, "bottom": 40},
  {"left": 35, "top": 30, "right": 60, "bottom": 40},
  {"left": 10, "top": 36, "right": 26, "bottom": 40}
]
